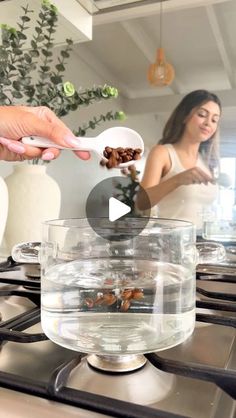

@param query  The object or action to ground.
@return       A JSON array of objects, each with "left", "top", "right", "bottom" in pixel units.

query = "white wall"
[{"left": 0, "top": 49, "right": 162, "bottom": 218}]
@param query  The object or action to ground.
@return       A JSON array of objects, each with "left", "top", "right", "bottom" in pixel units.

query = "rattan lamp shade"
[{"left": 147, "top": 47, "right": 175, "bottom": 87}]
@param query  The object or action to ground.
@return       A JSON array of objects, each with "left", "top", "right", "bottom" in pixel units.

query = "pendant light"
[{"left": 147, "top": 0, "right": 175, "bottom": 87}]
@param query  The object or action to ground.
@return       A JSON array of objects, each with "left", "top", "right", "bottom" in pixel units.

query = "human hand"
[
  {"left": 175, "top": 167, "right": 214, "bottom": 186},
  {"left": 0, "top": 105, "right": 90, "bottom": 162}
]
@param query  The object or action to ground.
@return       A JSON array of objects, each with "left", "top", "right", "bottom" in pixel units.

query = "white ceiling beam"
[
  {"left": 205, "top": 5, "right": 235, "bottom": 87},
  {"left": 126, "top": 87, "right": 176, "bottom": 100},
  {"left": 121, "top": 20, "right": 180, "bottom": 94},
  {"left": 74, "top": 43, "right": 130, "bottom": 96},
  {"left": 93, "top": 0, "right": 232, "bottom": 25},
  {"left": 76, "top": 0, "right": 99, "bottom": 14},
  {"left": 40, "top": 0, "right": 93, "bottom": 40},
  {"left": 123, "top": 87, "right": 236, "bottom": 115},
  {"left": 120, "top": 20, "right": 157, "bottom": 63}
]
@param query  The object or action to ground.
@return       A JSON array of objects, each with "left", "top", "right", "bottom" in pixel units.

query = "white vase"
[
  {"left": 4, "top": 164, "right": 61, "bottom": 252},
  {"left": 0, "top": 176, "right": 8, "bottom": 249}
]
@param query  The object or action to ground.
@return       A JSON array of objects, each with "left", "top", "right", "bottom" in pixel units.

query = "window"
[{"left": 218, "top": 158, "right": 236, "bottom": 219}]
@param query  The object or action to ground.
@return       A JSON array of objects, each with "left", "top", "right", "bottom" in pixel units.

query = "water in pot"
[{"left": 12, "top": 218, "right": 224, "bottom": 355}]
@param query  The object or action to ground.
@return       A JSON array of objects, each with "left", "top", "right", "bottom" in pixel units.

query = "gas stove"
[{"left": 0, "top": 256, "right": 235, "bottom": 418}]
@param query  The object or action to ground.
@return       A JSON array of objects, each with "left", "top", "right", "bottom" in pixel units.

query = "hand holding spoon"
[{"left": 22, "top": 126, "right": 144, "bottom": 168}]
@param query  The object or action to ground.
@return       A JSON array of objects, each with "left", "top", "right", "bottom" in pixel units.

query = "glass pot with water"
[{"left": 12, "top": 218, "right": 225, "bottom": 357}]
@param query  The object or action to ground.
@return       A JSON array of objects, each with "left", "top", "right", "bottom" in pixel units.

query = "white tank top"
[{"left": 157, "top": 144, "right": 218, "bottom": 229}]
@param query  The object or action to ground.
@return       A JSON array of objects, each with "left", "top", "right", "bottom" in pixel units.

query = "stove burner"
[
  {"left": 87, "top": 354, "right": 147, "bottom": 372},
  {"left": 71, "top": 355, "right": 175, "bottom": 405},
  {"left": 0, "top": 253, "right": 235, "bottom": 418},
  {"left": 22, "top": 263, "right": 40, "bottom": 279}
]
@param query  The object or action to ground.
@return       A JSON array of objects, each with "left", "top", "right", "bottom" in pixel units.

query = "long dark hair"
[{"left": 159, "top": 89, "right": 222, "bottom": 172}]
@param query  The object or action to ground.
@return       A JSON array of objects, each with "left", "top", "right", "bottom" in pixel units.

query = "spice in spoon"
[{"left": 100, "top": 146, "right": 142, "bottom": 169}]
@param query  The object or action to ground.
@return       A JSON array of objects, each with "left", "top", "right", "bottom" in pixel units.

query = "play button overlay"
[
  {"left": 109, "top": 197, "right": 131, "bottom": 222},
  {"left": 86, "top": 176, "right": 151, "bottom": 241}
]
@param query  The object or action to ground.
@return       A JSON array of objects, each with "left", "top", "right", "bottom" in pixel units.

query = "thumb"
[
  {"left": 22, "top": 109, "right": 90, "bottom": 160},
  {"left": 24, "top": 112, "right": 77, "bottom": 147}
]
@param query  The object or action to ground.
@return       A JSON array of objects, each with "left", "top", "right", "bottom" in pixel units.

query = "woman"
[{"left": 137, "top": 89, "right": 221, "bottom": 230}]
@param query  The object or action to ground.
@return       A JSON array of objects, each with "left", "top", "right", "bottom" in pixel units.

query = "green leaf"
[
  {"left": 36, "top": 35, "right": 45, "bottom": 42},
  {"left": 8, "top": 64, "right": 16, "bottom": 71},
  {"left": 17, "top": 32, "right": 27, "bottom": 40},
  {"left": 75, "top": 128, "right": 86, "bottom": 137},
  {"left": 0, "top": 48, "right": 8, "bottom": 60},
  {"left": 40, "top": 65, "right": 50, "bottom": 72},
  {"left": 1, "top": 78, "right": 11, "bottom": 85},
  {"left": 29, "top": 49, "right": 40, "bottom": 58},
  {"left": 35, "top": 27, "right": 42, "bottom": 34},
  {"left": 12, "top": 90, "right": 23, "bottom": 98},
  {"left": 31, "top": 40, "right": 37, "bottom": 49},
  {"left": 89, "top": 121, "right": 96, "bottom": 129},
  {"left": 0, "top": 92, "right": 9, "bottom": 101},
  {"left": 25, "top": 86, "right": 35, "bottom": 97},
  {"left": 55, "top": 63, "right": 65, "bottom": 72},
  {"left": 21, "top": 77, "right": 31, "bottom": 86},
  {"left": 12, "top": 80, "right": 21, "bottom": 91},
  {"left": 24, "top": 53, "right": 32, "bottom": 63},
  {"left": 21, "top": 16, "right": 31, "bottom": 22},
  {"left": 66, "top": 38, "right": 73, "bottom": 45},
  {"left": 42, "top": 49, "right": 53, "bottom": 57},
  {"left": 60, "top": 50, "right": 70, "bottom": 58},
  {"left": 50, "top": 75, "right": 62, "bottom": 84},
  {"left": 46, "top": 42, "right": 54, "bottom": 49},
  {"left": 70, "top": 103, "right": 78, "bottom": 111},
  {"left": 13, "top": 49, "right": 23, "bottom": 56},
  {"left": 47, "top": 28, "right": 56, "bottom": 34},
  {"left": 18, "top": 68, "right": 27, "bottom": 77}
]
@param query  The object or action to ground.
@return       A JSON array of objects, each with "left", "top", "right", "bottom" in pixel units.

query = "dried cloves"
[
  {"left": 100, "top": 146, "right": 142, "bottom": 169},
  {"left": 82, "top": 287, "right": 144, "bottom": 312},
  {"left": 103, "top": 293, "right": 117, "bottom": 306},
  {"left": 120, "top": 299, "right": 131, "bottom": 312}
]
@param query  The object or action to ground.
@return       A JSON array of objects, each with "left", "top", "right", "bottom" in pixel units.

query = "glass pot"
[{"left": 12, "top": 218, "right": 225, "bottom": 356}]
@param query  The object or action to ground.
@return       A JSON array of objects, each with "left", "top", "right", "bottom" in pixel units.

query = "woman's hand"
[
  {"left": 174, "top": 167, "right": 214, "bottom": 186},
  {"left": 0, "top": 105, "right": 90, "bottom": 162}
]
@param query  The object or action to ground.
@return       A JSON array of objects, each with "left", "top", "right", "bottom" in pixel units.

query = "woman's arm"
[
  {"left": 137, "top": 145, "right": 178, "bottom": 210},
  {"left": 137, "top": 144, "right": 214, "bottom": 210}
]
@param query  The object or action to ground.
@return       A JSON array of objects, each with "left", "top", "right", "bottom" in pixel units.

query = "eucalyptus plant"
[
  {"left": 0, "top": 0, "right": 125, "bottom": 143},
  {"left": 115, "top": 166, "right": 140, "bottom": 214}
]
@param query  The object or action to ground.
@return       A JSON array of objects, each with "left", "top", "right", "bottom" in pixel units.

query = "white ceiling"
[{"left": 75, "top": 0, "right": 236, "bottom": 156}]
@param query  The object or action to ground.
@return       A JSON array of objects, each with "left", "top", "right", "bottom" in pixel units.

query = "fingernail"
[
  {"left": 42, "top": 151, "right": 55, "bottom": 161},
  {"left": 7, "top": 142, "right": 25, "bottom": 154},
  {"left": 74, "top": 150, "right": 90, "bottom": 160},
  {"left": 64, "top": 135, "right": 80, "bottom": 148},
  {"left": 0, "top": 137, "right": 10, "bottom": 146}
]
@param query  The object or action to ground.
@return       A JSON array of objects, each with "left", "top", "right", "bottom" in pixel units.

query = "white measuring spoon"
[{"left": 22, "top": 126, "right": 144, "bottom": 168}]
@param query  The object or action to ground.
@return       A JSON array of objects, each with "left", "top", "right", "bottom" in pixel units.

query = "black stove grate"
[
  {"left": 0, "top": 367, "right": 188, "bottom": 418},
  {"left": 146, "top": 353, "right": 236, "bottom": 399},
  {"left": 196, "top": 299, "right": 236, "bottom": 312},
  {"left": 197, "top": 286, "right": 236, "bottom": 302},
  {"left": 0, "top": 286, "right": 40, "bottom": 306},
  {"left": 0, "top": 256, "right": 22, "bottom": 272},
  {"left": 0, "top": 268, "right": 235, "bottom": 417}
]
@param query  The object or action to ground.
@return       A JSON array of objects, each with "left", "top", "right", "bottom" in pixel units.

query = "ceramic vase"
[{"left": 4, "top": 164, "right": 61, "bottom": 253}]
